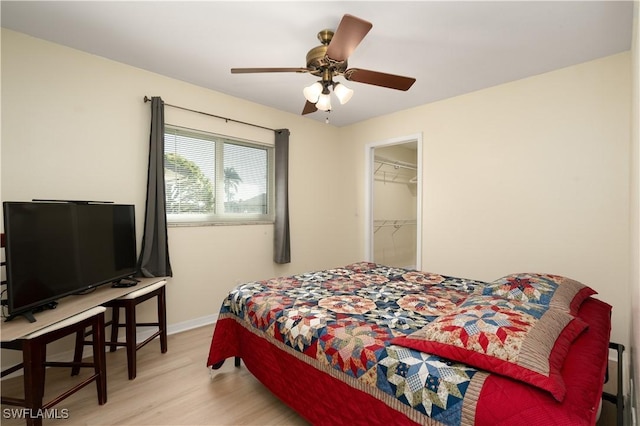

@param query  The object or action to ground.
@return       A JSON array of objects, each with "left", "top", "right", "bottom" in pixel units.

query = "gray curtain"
[
  {"left": 274, "top": 128, "right": 291, "bottom": 264},
  {"left": 138, "top": 96, "right": 173, "bottom": 277}
]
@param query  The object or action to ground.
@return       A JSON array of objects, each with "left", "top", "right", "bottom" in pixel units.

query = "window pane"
[
  {"left": 164, "top": 130, "right": 215, "bottom": 215},
  {"left": 223, "top": 142, "right": 268, "bottom": 214},
  {"left": 163, "top": 125, "right": 273, "bottom": 224}
]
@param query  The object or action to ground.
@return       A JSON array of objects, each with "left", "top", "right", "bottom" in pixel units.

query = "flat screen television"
[{"left": 3, "top": 201, "right": 138, "bottom": 322}]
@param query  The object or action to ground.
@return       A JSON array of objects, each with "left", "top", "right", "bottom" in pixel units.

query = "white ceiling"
[{"left": 1, "top": 1, "right": 633, "bottom": 127}]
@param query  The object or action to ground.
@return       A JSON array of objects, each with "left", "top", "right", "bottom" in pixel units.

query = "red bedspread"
[
  {"left": 207, "top": 264, "right": 611, "bottom": 425},
  {"left": 474, "top": 297, "right": 610, "bottom": 425}
]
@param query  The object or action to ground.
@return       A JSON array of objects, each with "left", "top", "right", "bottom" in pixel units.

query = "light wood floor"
[
  {"left": 1, "top": 325, "right": 308, "bottom": 425},
  {"left": 0, "top": 325, "right": 620, "bottom": 425}
]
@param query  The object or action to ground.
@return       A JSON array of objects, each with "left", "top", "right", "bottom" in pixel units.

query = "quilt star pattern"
[{"left": 218, "top": 262, "right": 489, "bottom": 424}]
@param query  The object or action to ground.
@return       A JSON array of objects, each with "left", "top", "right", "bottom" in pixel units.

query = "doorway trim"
[{"left": 364, "top": 133, "right": 423, "bottom": 270}]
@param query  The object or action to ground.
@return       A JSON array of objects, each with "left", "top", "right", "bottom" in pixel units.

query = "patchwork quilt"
[{"left": 207, "top": 262, "right": 611, "bottom": 425}]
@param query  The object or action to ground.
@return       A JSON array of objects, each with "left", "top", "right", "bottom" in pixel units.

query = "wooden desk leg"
[
  {"left": 92, "top": 315, "right": 107, "bottom": 404},
  {"left": 125, "top": 301, "right": 137, "bottom": 380},
  {"left": 22, "top": 340, "right": 45, "bottom": 426},
  {"left": 158, "top": 287, "right": 168, "bottom": 354},
  {"left": 109, "top": 307, "right": 120, "bottom": 353}
]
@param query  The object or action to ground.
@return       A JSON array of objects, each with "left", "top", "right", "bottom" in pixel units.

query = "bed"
[{"left": 207, "top": 262, "right": 611, "bottom": 425}]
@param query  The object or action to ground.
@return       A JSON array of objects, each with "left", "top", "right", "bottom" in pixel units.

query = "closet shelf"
[
  {"left": 374, "top": 157, "right": 417, "bottom": 184},
  {"left": 374, "top": 219, "right": 417, "bottom": 234}
]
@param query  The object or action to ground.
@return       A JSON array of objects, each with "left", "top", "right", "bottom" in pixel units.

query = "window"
[{"left": 164, "top": 125, "right": 274, "bottom": 224}]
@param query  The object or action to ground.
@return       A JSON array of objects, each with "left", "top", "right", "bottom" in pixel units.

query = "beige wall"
[
  {"left": 0, "top": 29, "right": 359, "bottom": 341},
  {"left": 1, "top": 27, "right": 634, "bottom": 394},
  {"left": 343, "top": 52, "right": 632, "bottom": 349}
]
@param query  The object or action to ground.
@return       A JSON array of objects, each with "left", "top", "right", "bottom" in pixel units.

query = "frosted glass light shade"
[
  {"left": 315, "top": 93, "right": 332, "bottom": 111},
  {"left": 303, "top": 82, "right": 323, "bottom": 103},
  {"left": 333, "top": 83, "right": 354, "bottom": 105}
]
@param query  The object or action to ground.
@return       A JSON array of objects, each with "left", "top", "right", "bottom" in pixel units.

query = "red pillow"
[{"left": 392, "top": 295, "right": 588, "bottom": 401}]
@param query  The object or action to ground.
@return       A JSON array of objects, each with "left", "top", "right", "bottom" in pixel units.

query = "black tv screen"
[{"left": 3, "top": 201, "right": 137, "bottom": 320}]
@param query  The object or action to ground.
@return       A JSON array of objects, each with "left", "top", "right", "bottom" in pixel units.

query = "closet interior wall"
[{"left": 373, "top": 143, "right": 417, "bottom": 268}]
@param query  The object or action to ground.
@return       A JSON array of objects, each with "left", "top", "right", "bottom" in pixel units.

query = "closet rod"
[
  {"left": 143, "top": 96, "right": 276, "bottom": 132},
  {"left": 374, "top": 157, "right": 417, "bottom": 171}
]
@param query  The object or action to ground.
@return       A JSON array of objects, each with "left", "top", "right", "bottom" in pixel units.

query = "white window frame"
[{"left": 164, "top": 125, "right": 275, "bottom": 226}]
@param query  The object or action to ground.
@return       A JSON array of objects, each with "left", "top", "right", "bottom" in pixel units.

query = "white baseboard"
[
  {"left": 168, "top": 313, "right": 218, "bottom": 336},
  {"left": 1, "top": 314, "right": 219, "bottom": 381}
]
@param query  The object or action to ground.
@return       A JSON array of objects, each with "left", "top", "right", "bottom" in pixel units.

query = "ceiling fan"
[{"left": 231, "top": 14, "right": 417, "bottom": 115}]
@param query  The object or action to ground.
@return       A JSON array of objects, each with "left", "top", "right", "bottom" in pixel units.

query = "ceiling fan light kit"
[
  {"left": 231, "top": 14, "right": 416, "bottom": 118},
  {"left": 315, "top": 93, "right": 332, "bottom": 112},
  {"left": 303, "top": 81, "right": 353, "bottom": 111},
  {"left": 303, "top": 81, "right": 323, "bottom": 103},
  {"left": 333, "top": 82, "right": 354, "bottom": 105}
]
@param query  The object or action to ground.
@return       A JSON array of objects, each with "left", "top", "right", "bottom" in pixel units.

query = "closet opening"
[{"left": 365, "top": 134, "right": 422, "bottom": 270}]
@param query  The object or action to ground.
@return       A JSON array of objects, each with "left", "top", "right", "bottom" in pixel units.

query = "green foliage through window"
[
  {"left": 165, "top": 152, "right": 214, "bottom": 214},
  {"left": 164, "top": 126, "right": 273, "bottom": 224}
]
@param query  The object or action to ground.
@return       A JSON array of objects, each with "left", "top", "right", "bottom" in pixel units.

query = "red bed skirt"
[{"left": 208, "top": 297, "right": 611, "bottom": 425}]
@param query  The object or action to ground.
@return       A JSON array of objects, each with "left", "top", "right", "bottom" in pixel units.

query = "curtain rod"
[{"left": 143, "top": 96, "right": 276, "bottom": 132}]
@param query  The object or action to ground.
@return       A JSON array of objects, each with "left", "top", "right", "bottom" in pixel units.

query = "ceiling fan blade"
[
  {"left": 326, "top": 14, "right": 373, "bottom": 62},
  {"left": 344, "top": 68, "right": 416, "bottom": 91},
  {"left": 302, "top": 100, "right": 317, "bottom": 115},
  {"left": 231, "top": 67, "right": 310, "bottom": 74}
]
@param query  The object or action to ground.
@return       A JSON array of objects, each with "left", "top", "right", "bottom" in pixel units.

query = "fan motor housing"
[{"left": 306, "top": 30, "right": 348, "bottom": 77}]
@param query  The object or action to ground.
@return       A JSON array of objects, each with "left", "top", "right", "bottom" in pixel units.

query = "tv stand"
[{"left": 1, "top": 277, "right": 167, "bottom": 341}]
